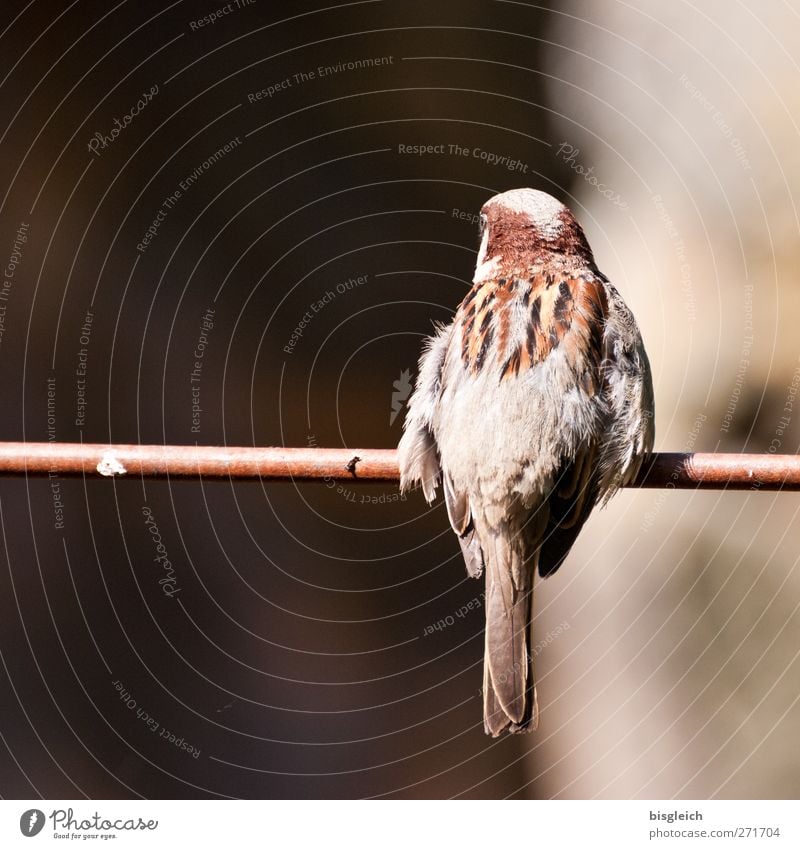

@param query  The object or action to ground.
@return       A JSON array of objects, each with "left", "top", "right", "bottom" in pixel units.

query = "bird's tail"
[{"left": 483, "top": 529, "right": 538, "bottom": 736}]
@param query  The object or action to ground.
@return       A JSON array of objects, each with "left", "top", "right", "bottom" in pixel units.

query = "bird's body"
[{"left": 398, "top": 188, "right": 654, "bottom": 735}]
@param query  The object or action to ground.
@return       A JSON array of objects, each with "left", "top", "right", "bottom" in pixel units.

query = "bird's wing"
[
  {"left": 397, "top": 322, "right": 451, "bottom": 502},
  {"left": 530, "top": 272, "right": 653, "bottom": 575},
  {"left": 538, "top": 445, "right": 599, "bottom": 577},
  {"left": 443, "top": 472, "right": 485, "bottom": 578},
  {"left": 515, "top": 271, "right": 607, "bottom": 577},
  {"left": 597, "top": 279, "right": 656, "bottom": 498},
  {"left": 399, "top": 319, "right": 485, "bottom": 577},
  {"left": 539, "top": 275, "right": 655, "bottom": 576}
]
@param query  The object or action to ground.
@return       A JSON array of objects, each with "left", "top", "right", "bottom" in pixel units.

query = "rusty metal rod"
[{"left": 0, "top": 443, "right": 797, "bottom": 490}]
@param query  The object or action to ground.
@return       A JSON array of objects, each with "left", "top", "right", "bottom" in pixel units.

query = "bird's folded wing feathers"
[
  {"left": 397, "top": 323, "right": 452, "bottom": 502},
  {"left": 443, "top": 473, "right": 485, "bottom": 578},
  {"left": 599, "top": 284, "right": 656, "bottom": 497},
  {"left": 538, "top": 446, "right": 598, "bottom": 578}
]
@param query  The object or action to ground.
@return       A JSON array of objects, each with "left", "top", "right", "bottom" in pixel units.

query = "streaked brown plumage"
[{"left": 398, "top": 188, "right": 654, "bottom": 735}]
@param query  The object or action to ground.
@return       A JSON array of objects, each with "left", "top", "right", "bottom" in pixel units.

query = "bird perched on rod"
[{"left": 398, "top": 188, "right": 654, "bottom": 736}]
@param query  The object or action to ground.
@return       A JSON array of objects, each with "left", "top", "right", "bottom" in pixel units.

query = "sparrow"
[{"left": 398, "top": 188, "right": 654, "bottom": 736}]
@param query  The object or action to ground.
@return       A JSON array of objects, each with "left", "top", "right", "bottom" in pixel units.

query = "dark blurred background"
[{"left": 0, "top": 0, "right": 798, "bottom": 799}]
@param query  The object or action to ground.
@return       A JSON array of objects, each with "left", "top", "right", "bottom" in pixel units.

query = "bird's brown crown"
[{"left": 476, "top": 188, "right": 595, "bottom": 279}]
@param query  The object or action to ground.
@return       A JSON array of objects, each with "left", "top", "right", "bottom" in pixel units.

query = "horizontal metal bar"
[{"left": 0, "top": 443, "right": 797, "bottom": 490}]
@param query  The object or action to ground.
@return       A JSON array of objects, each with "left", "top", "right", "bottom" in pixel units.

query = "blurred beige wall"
[{"left": 525, "top": 0, "right": 800, "bottom": 798}]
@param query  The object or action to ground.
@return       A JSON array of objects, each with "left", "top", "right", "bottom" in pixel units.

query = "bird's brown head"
[{"left": 475, "top": 188, "right": 594, "bottom": 281}]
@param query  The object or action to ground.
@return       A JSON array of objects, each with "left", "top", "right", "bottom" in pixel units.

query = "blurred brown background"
[{"left": 0, "top": 0, "right": 798, "bottom": 799}]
